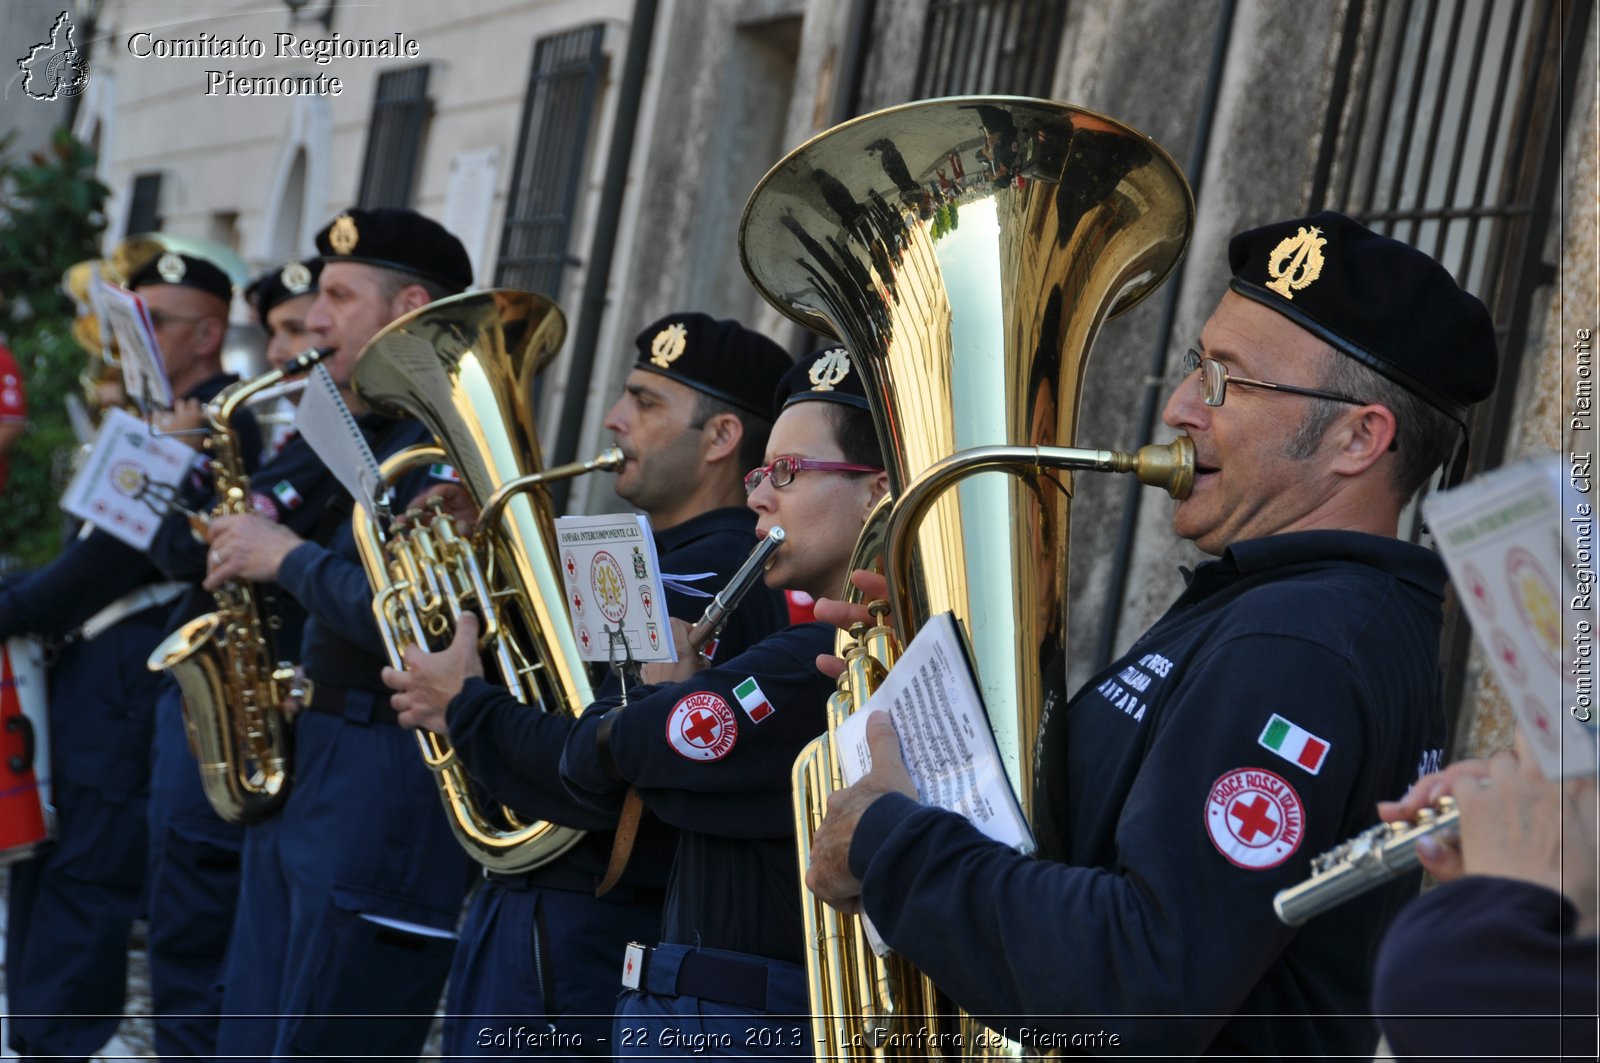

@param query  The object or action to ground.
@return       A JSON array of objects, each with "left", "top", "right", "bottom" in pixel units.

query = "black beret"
[
  {"left": 314, "top": 207, "right": 473, "bottom": 294},
  {"left": 245, "top": 258, "right": 322, "bottom": 330},
  {"left": 632, "top": 312, "right": 791, "bottom": 419},
  {"left": 774, "top": 346, "right": 871, "bottom": 418},
  {"left": 1228, "top": 211, "right": 1497, "bottom": 420},
  {"left": 125, "top": 251, "right": 233, "bottom": 303}
]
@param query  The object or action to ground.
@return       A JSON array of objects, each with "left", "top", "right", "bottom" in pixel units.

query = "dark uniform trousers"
[
  {"left": 6, "top": 603, "right": 169, "bottom": 1061},
  {"left": 439, "top": 506, "right": 788, "bottom": 1060},
  {"left": 141, "top": 430, "right": 326, "bottom": 1060},
  {"left": 613, "top": 945, "right": 808, "bottom": 1061}
]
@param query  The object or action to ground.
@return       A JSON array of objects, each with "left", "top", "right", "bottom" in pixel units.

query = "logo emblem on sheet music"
[
  {"left": 591, "top": 551, "right": 626, "bottom": 624},
  {"left": 1204, "top": 767, "right": 1304, "bottom": 870},
  {"left": 1265, "top": 226, "right": 1325, "bottom": 300},
  {"left": 110, "top": 461, "right": 143, "bottom": 496},
  {"left": 666, "top": 692, "right": 738, "bottom": 761},
  {"left": 649, "top": 323, "right": 689, "bottom": 368},
  {"left": 1507, "top": 546, "right": 1560, "bottom": 665}
]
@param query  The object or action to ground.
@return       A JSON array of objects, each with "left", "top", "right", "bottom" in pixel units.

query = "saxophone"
[{"left": 147, "top": 347, "right": 331, "bottom": 825}]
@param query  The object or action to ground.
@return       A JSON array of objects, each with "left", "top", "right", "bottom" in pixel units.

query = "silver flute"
[
  {"left": 1272, "top": 797, "right": 1459, "bottom": 925},
  {"left": 688, "top": 527, "right": 786, "bottom": 653}
]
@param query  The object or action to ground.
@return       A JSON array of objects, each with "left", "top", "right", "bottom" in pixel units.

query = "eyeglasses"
[
  {"left": 1181, "top": 349, "right": 1369, "bottom": 408},
  {"left": 743, "top": 455, "right": 883, "bottom": 494},
  {"left": 147, "top": 309, "right": 207, "bottom": 329}
]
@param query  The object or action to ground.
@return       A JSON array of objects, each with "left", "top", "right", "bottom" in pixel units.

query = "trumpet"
[{"left": 1272, "top": 797, "right": 1459, "bottom": 925}]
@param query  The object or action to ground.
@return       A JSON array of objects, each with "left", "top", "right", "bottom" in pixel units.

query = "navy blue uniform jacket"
[
  {"left": 1374, "top": 876, "right": 1599, "bottom": 1060},
  {"left": 847, "top": 531, "right": 1448, "bottom": 1057},
  {"left": 562, "top": 622, "right": 835, "bottom": 963},
  {"left": 446, "top": 506, "right": 787, "bottom": 886}
]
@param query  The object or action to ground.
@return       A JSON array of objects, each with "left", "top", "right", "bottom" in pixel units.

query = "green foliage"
[{"left": 0, "top": 128, "right": 111, "bottom": 570}]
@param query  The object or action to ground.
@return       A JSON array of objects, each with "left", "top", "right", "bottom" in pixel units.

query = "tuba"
[
  {"left": 350, "top": 289, "right": 619, "bottom": 873},
  {"left": 739, "top": 96, "right": 1195, "bottom": 1057},
  {"left": 147, "top": 346, "right": 331, "bottom": 824}
]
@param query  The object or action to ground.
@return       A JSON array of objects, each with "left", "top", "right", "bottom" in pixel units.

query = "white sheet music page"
[
  {"left": 554, "top": 512, "right": 676, "bottom": 664},
  {"left": 95, "top": 279, "right": 172, "bottom": 410},
  {"left": 836, "top": 610, "right": 1033, "bottom": 853},
  {"left": 59, "top": 407, "right": 195, "bottom": 549},
  {"left": 294, "top": 364, "right": 385, "bottom": 520}
]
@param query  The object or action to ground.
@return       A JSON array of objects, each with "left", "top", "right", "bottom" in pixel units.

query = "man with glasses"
[
  {"left": 806, "top": 212, "right": 1499, "bottom": 1058},
  {"left": 1, "top": 244, "right": 257, "bottom": 1062}
]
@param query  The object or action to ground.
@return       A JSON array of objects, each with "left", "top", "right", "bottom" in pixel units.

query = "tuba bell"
[
  {"left": 350, "top": 289, "right": 619, "bottom": 873},
  {"left": 740, "top": 96, "right": 1195, "bottom": 1057}
]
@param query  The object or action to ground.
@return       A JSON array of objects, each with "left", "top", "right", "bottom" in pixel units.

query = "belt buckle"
[{"left": 621, "top": 941, "right": 648, "bottom": 990}]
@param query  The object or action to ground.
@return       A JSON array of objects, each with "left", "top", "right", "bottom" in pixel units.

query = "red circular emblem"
[
  {"left": 1204, "top": 767, "right": 1305, "bottom": 870},
  {"left": 666, "top": 692, "right": 738, "bottom": 762}
]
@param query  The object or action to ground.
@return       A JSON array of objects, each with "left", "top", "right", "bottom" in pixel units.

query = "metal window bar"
[
  {"left": 912, "top": 0, "right": 1066, "bottom": 99},
  {"left": 494, "top": 24, "right": 607, "bottom": 299},
  {"left": 357, "top": 65, "right": 432, "bottom": 209},
  {"left": 1309, "top": 0, "right": 1594, "bottom": 742},
  {"left": 126, "top": 172, "right": 163, "bottom": 234}
]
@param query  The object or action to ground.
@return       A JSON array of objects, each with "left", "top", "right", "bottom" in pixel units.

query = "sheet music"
[
  {"left": 836, "top": 611, "right": 1033, "bottom": 852},
  {"left": 1424, "top": 454, "right": 1598, "bottom": 779},
  {"left": 59, "top": 407, "right": 196, "bottom": 549},
  {"left": 95, "top": 279, "right": 171, "bottom": 410},
  {"left": 554, "top": 512, "right": 676, "bottom": 664},
  {"left": 294, "top": 365, "right": 385, "bottom": 519}
]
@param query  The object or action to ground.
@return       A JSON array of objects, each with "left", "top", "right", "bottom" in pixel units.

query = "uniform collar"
[
  {"left": 1193, "top": 529, "right": 1445, "bottom": 597},
  {"left": 653, "top": 506, "right": 757, "bottom": 551}
]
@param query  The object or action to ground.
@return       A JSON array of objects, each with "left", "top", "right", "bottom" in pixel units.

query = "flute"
[
  {"left": 1272, "top": 797, "right": 1458, "bottom": 925},
  {"left": 688, "top": 526, "right": 786, "bottom": 655}
]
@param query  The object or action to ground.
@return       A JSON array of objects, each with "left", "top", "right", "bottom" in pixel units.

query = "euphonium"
[
  {"left": 147, "top": 346, "right": 332, "bottom": 824},
  {"left": 349, "top": 289, "right": 620, "bottom": 873},
  {"left": 740, "top": 96, "right": 1196, "bottom": 1058}
]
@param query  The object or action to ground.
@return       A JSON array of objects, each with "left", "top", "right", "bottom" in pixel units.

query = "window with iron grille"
[
  {"left": 356, "top": 65, "right": 433, "bottom": 209},
  {"left": 494, "top": 25, "right": 607, "bottom": 298},
  {"left": 126, "top": 172, "right": 163, "bottom": 234},
  {"left": 1309, "top": 0, "right": 1592, "bottom": 727},
  {"left": 913, "top": 0, "right": 1067, "bottom": 98}
]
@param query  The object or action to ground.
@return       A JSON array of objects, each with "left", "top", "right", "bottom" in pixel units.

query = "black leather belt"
[
  {"left": 485, "top": 860, "right": 664, "bottom": 907},
  {"left": 623, "top": 945, "right": 769, "bottom": 1011},
  {"left": 304, "top": 683, "right": 401, "bottom": 726}
]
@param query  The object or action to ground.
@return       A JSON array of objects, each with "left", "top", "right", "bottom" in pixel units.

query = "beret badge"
[
  {"left": 329, "top": 213, "right": 359, "bottom": 256},
  {"left": 156, "top": 252, "right": 187, "bottom": 283},
  {"left": 1265, "top": 225, "right": 1326, "bottom": 300},
  {"left": 650, "top": 322, "right": 689, "bottom": 368},
  {"left": 807, "top": 348, "right": 851, "bottom": 392},
  {"left": 280, "top": 261, "right": 313, "bottom": 294}
]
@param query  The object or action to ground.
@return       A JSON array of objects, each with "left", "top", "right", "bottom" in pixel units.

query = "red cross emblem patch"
[
  {"left": 665, "top": 691, "right": 738, "bottom": 762},
  {"left": 1204, "top": 767, "right": 1304, "bottom": 870}
]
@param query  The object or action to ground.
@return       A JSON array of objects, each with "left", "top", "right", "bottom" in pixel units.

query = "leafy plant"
[{"left": 0, "top": 128, "right": 111, "bottom": 570}]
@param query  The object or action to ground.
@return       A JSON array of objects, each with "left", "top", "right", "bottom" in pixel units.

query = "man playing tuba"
[{"left": 807, "top": 212, "right": 1498, "bottom": 1058}]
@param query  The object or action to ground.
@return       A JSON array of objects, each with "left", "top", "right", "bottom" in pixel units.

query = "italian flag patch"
[
  {"left": 1258, "top": 713, "right": 1329, "bottom": 775},
  {"left": 428, "top": 463, "right": 461, "bottom": 482},
  {"left": 733, "top": 676, "right": 774, "bottom": 723},
  {"left": 271, "top": 480, "right": 303, "bottom": 510}
]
